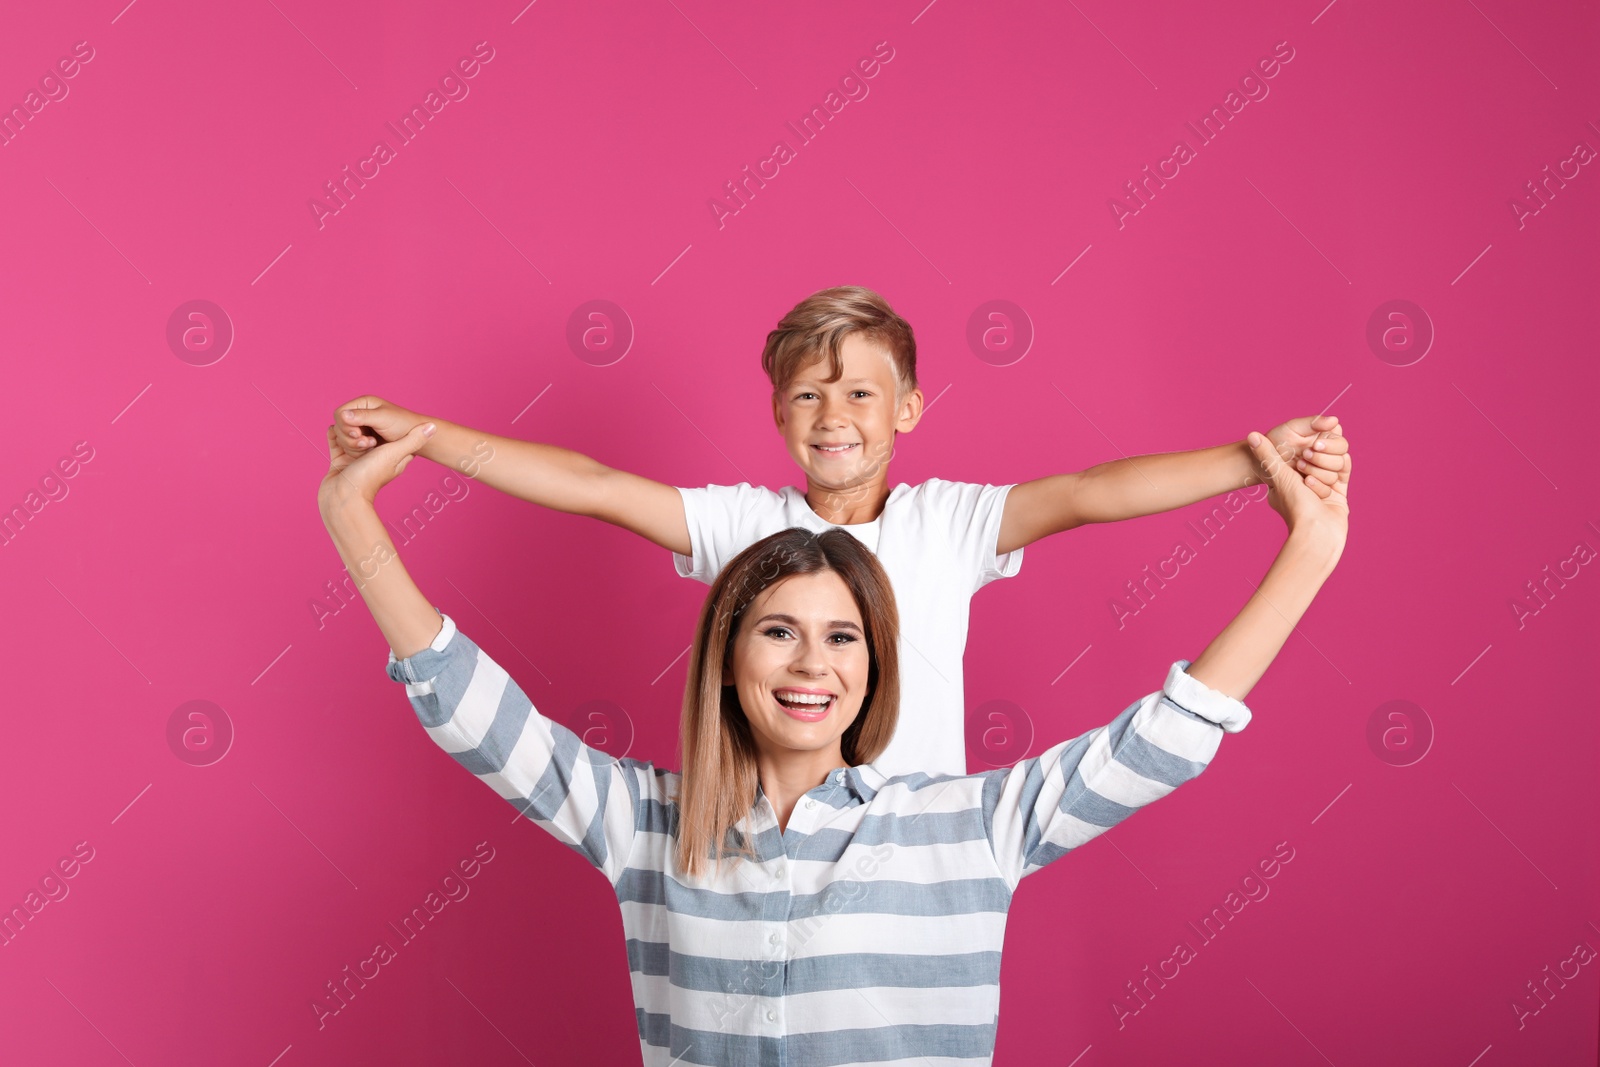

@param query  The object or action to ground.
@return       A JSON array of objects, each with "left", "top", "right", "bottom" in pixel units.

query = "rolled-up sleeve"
[
  {"left": 983, "top": 660, "right": 1250, "bottom": 887},
  {"left": 386, "top": 613, "right": 641, "bottom": 886}
]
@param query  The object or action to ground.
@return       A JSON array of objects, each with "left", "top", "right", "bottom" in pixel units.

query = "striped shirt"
[{"left": 386, "top": 613, "right": 1253, "bottom": 1066}]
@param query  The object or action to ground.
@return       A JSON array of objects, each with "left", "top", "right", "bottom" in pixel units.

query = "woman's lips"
[{"left": 774, "top": 693, "right": 833, "bottom": 721}]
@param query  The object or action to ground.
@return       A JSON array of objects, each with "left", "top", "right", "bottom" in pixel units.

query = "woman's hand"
[
  {"left": 1246, "top": 427, "right": 1350, "bottom": 557},
  {"left": 318, "top": 420, "right": 435, "bottom": 514}
]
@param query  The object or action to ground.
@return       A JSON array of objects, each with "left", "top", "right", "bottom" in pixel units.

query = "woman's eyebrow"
[{"left": 754, "top": 613, "right": 863, "bottom": 634}]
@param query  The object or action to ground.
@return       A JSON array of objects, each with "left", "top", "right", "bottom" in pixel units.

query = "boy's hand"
[
  {"left": 333, "top": 395, "right": 426, "bottom": 458},
  {"left": 319, "top": 421, "right": 434, "bottom": 513},
  {"left": 1264, "top": 415, "right": 1346, "bottom": 499},
  {"left": 1247, "top": 429, "right": 1350, "bottom": 552}
]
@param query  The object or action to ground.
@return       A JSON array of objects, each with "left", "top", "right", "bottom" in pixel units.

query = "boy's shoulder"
[
  {"left": 683, "top": 477, "right": 1004, "bottom": 495},
  {"left": 889, "top": 476, "right": 1015, "bottom": 512},
  {"left": 680, "top": 480, "right": 797, "bottom": 497},
  {"left": 681, "top": 478, "right": 1013, "bottom": 525},
  {"left": 678, "top": 481, "right": 793, "bottom": 510}
]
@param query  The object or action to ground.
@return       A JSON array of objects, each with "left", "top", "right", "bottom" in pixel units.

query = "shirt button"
[
  {"left": 766, "top": 1009, "right": 777, "bottom": 1022},
  {"left": 805, "top": 799, "right": 816, "bottom": 809},
  {"left": 775, "top": 864, "right": 786, "bottom": 878},
  {"left": 769, "top": 932, "right": 780, "bottom": 945}
]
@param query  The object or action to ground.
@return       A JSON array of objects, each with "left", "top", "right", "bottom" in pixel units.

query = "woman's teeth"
[
  {"left": 777, "top": 694, "right": 832, "bottom": 710},
  {"left": 777, "top": 694, "right": 838, "bottom": 716}
]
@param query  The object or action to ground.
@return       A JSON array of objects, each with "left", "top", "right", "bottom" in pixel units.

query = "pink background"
[{"left": 3, "top": 0, "right": 1597, "bottom": 1064}]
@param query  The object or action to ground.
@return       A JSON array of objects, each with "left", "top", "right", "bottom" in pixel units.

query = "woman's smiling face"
[{"left": 724, "top": 569, "right": 871, "bottom": 759}]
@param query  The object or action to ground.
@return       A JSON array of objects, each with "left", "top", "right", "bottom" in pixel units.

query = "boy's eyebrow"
[
  {"left": 754, "top": 612, "right": 863, "bottom": 634},
  {"left": 789, "top": 377, "right": 880, "bottom": 388}
]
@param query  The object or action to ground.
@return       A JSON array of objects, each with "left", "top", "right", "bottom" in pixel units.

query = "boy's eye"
[{"left": 851, "top": 390, "right": 870, "bottom": 399}]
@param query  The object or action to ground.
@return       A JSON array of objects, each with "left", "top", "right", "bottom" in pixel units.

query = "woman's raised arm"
[
  {"left": 316, "top": 421, "right": 642, "bottom": 884},
  {"left": 318, "top": 422, "right": 447, "bottom": 658},
  {"left": 1183, "top": 430, "right": 1350, "bottom": 701},
  {"left": 984, "top": 430, "right": 1351, "bottom": 886}
]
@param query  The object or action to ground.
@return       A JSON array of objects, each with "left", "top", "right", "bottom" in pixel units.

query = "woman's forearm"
[
  {"left": 1184, "top": 529, "right": 1341, "bottom": 703},
  {"left": 320, "top": 498, "right": 442, "bottom": 659}
]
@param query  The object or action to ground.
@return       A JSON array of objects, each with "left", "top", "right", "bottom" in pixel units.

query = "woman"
[{"left": 318, "top": 419, "right": 1350, "bottom": 1065}]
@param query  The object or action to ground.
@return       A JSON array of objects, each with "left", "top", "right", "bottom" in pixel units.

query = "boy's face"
[{"left": 772, "top": 333, "right": 924, "bottom": 492}]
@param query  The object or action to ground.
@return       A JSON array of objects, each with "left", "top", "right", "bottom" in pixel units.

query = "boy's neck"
[{"left": 803, "top": 477, "right": 890, "bottom": 525}]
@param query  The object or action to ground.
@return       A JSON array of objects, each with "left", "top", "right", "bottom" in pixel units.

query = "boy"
[{"left": 331, "top": 285, "right": 1346, "bottom": 777}]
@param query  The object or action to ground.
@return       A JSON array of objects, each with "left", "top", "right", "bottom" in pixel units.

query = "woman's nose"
[{"left": 789, "top": 641, "right": 828, "bottom": 676}]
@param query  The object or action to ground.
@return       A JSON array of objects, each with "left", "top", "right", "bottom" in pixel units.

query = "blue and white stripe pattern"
[{"left": 386, "top": 613, "right": 1251, "bottom": 1066}]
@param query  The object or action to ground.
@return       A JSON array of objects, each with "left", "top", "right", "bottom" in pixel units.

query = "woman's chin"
[{"left": 759, "top": 719, "right": 838, "bottom": 752}]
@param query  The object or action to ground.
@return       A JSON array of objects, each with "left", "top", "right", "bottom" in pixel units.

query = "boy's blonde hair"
[{"left": 761, "top": 286, "right": 919, "bottom": 400}]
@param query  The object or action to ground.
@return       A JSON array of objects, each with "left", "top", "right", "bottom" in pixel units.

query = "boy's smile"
[{"left": 772, "top": 332, "right": 924, "bottom": 517}]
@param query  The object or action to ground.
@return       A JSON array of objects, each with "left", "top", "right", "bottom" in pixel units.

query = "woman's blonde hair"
[
  {"left": 761, "top": 285, "right": 919, "bottom": 400},
  {"left": 673, "top": 527, "right": 900, "bottom": 878}
]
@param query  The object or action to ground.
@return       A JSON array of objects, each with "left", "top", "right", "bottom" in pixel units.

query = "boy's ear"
[
  {"left": 895, "top": 385, "right": 925, "bottom": 434},
  {"left": 770, "top": 391, "right": 785, "bottom": 429}
]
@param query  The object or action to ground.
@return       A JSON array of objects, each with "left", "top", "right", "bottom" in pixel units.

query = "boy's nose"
[{"left": 815, "top": 401, "right": 846, "bottom": 428}]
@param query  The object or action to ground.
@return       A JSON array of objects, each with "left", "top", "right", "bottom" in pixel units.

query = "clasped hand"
[
  {"left": 1251, "top": 415, "right": 1351, "bottom": 555},
  {"left": 317, "top": 417, "right": 435, "bottom": 514}
]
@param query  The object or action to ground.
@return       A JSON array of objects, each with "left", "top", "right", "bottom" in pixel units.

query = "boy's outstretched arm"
[
  {"left": 333, "top": 395, "right": 690, "bottom": 556},
  {"left": 996, "top": 415, "right": 1346, "bottom": 555}
]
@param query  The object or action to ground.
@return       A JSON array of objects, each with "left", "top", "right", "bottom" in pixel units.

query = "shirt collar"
[{"left": 752, "top": 764, "right": 877, "bottom": 808}]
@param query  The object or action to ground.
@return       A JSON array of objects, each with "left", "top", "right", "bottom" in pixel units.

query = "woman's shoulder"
[
  {"left": 610, "top": 756, "right": 678, "bottom": 796},
  {"left": 857, "top": 764, "right": 992, "bottom": 812}
]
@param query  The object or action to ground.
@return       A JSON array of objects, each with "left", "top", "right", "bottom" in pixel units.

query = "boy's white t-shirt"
[{"left": 671, "top": 478, "right": 1023, "bottom": 777}]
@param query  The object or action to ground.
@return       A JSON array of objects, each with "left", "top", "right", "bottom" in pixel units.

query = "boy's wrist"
[
  {"left": 1236, "top": 437, "right": 1264, "bottom": 487},
  {"left": 415, "top": 415, "right": 469, "bottom": 465},
  {"left": 407, "top": 411, "right": 440, "bottom": 458}
]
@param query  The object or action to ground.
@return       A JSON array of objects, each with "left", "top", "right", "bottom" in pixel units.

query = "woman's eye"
[
  {"left": 763, "top": 627, "right": 792, "bottom": 639},
  {"left": 829, "top": 633, "right": 857, "bottom": 644}
]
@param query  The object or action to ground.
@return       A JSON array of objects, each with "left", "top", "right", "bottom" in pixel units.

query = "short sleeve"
[
  {"left": 982, "top": 661, "right": 1247, "bottom": 888},
  {"left": 671, "top": 482, "right": 783, "bottom": 585},
  {"left": 919, "top": 479, "right": 1024, "bottom": 591},
  {"left": 386, "top": 612, "right": 643, "bottom": 886}
]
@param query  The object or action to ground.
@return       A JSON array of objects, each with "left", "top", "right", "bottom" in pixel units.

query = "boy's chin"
[{"left": 794, "top": 458, "right": 867, "bottom": 487}]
